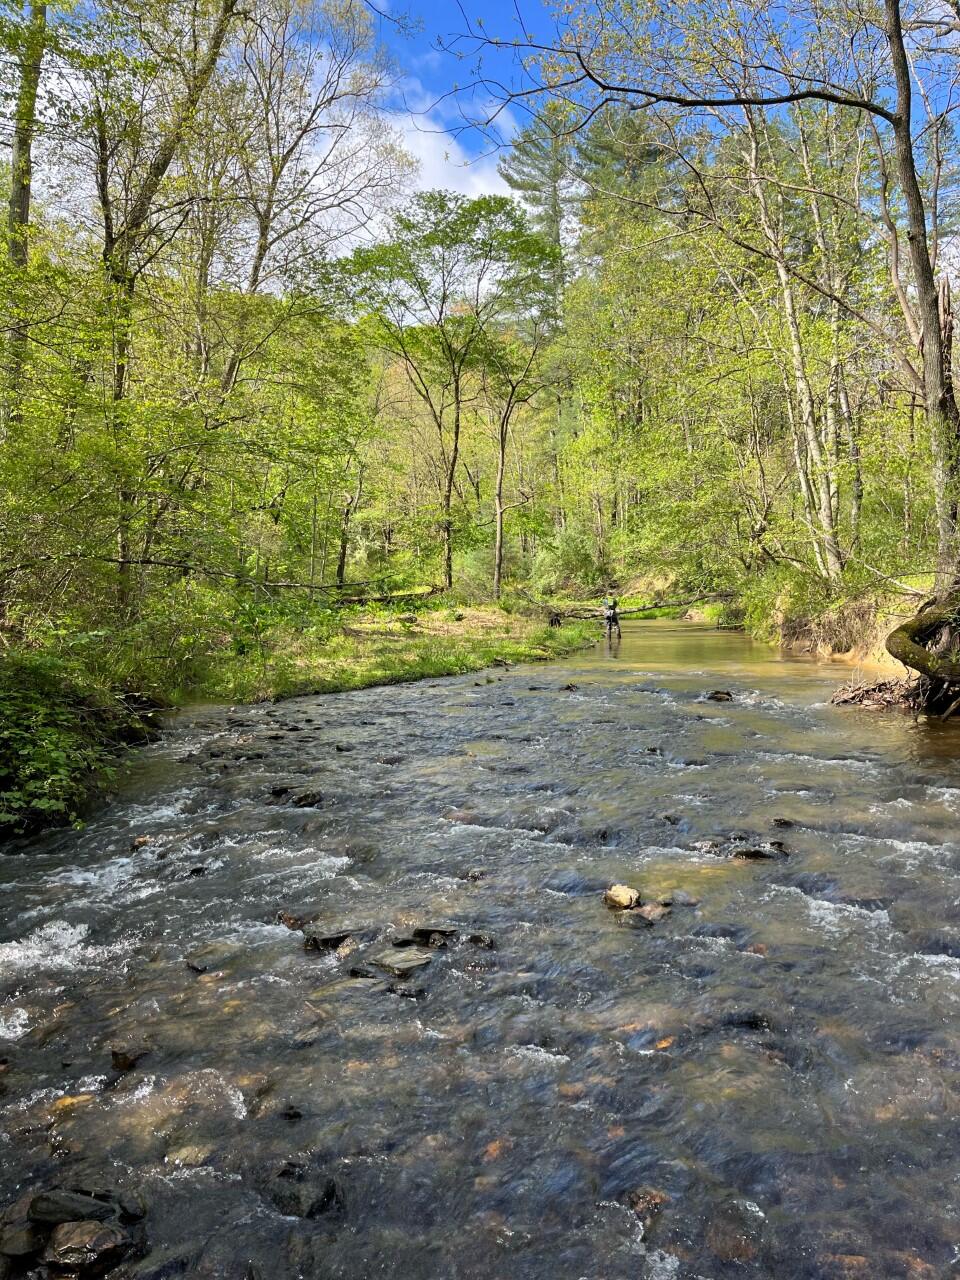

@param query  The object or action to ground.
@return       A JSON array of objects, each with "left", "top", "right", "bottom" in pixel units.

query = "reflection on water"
[{"left": 1, "top": 622, "right": 960, "bottom": 1279}]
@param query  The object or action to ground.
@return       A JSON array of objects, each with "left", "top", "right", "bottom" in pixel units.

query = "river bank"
[
  {"left": 0, "top": 608, "right": 594, "bottom": 839},
  {"left": 1, "top": 621, "right": 958, "bottom": 1279}
]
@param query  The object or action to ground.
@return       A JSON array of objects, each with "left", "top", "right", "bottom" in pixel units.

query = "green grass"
[
  {"left": 276, "top": 622, "right": 595, "bottom": 697},
  {"left": 196, "top": 610, "right": 596, "bottom": 701}
]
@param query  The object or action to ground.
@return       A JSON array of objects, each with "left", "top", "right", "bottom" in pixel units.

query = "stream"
[{"left": 2, "top": 621, "right": 960, "bottom": 1279}]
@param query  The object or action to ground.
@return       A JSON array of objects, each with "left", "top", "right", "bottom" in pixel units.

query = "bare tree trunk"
[{"left": 747, "top": 122, "right": 844, "bottom": 582}]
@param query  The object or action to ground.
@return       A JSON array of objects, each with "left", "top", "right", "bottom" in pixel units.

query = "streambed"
[{"left": 1, "top": 622, "right": 959, "bottom": 1279}]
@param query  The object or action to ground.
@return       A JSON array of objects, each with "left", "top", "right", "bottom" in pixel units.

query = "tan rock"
[{"left": 603, "top": 884, "right": 640, "bottom": 910}]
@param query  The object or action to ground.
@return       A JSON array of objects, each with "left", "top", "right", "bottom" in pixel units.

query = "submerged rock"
[
  {"left": 387, "top": 982, "right": 427, "bottom": 999},
  {"left": 625, "top": 1186, "right": 670, "bottom": 1228},
  {"left": 262, "top": 1164, "right": 341, "bottom": 1220},
  {"left": 110, "top": 1045, "right": 149, "bottom": 1073},
  {"left": 617, "top": 902, "right": 671, "bottom": 927},
  {"left": 637, "top": 903, "right": 671, "bottom": 923},
  {"left": 705, "top": 1197, "right": 765, "bottom": 1263},
  {"left": 663, "top": 889, "right": 700, "bottom": 907},
  {"left": 733, "top": 842, "right": 788, "bottom": 861},
  {"left": 303, "top": 926, "right": 376, "bottom": 952},
  {"left": 0, "top": 1215, "right": 41, "bottom": 1259},
  {"left": 292, "top": 789, "right": 324, "bottom": 808},
  {"left": 467, "top": 932, "right": 497, "bottom": 950},
  {"left": 29, "top": 1191, "right": 117, "bottom": 1226},
  {"left": 370, "top": 948, "right": 434, "bottom": 978},
  {"left": 409, "top": 925, "right": 459, "bottom": 947},
  {"left": 604, "top": 884, "right": 640, "bottom": 910},
  {"left": 43, "top": 1220, "right": 131, "bottom": 1272}
]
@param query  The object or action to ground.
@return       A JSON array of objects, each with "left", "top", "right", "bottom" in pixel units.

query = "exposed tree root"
[
  {"left": 835, "top": 599, "right": 960, "bottom": 718},
  {"left": 883, "top": 599, "right": 960, "bottom": 717}
]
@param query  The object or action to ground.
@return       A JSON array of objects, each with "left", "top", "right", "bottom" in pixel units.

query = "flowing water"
[{"left": 2, "top": 622, "right": 960, "bottom": 1279}]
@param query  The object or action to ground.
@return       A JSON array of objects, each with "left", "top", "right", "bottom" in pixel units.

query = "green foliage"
[{"left": 0, "top": 651, "right": 134, "bottom": 834}]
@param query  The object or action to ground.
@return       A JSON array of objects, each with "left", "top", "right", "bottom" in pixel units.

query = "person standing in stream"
[{"left": 602, "top": 595, "right": 621, "bottom": 639}]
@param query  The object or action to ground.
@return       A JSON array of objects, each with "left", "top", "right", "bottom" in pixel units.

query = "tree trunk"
[
  {"left": 442, "top": 385, "right": 462, "bottom": 591},
  {"left": 4, "top": 1, "right": 47, "bottom": 430},
  {"left": 7, "top": 1, "right": 45, "bottom": 270},
  {"left": 493, "top": 416, "right": 508, "bottom": 599},
  {"left": 875, "top": 0, "right": 960, "bottom": 700},
  {"left": 336, "top": 498, "right": 353, "bottom": 587},
  {"left": 885, "top": 0, "right": 960, "bottom": 594}
]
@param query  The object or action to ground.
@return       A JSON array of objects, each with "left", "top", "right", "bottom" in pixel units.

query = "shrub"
[{"left": 0, "top": 651, "right": 137, "bottom": 834}]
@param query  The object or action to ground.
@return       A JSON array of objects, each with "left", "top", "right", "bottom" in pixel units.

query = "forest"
[{"left": 2, "top": 0, "right": 960, "bottom": 828}]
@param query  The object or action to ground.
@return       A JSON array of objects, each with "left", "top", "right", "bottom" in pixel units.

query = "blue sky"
[{"left": 374, "top": 0, "right": 550, "bottom": 196}]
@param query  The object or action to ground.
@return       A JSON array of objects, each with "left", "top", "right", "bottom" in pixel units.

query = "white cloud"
[{"left": 393, "top": 110, "right": 509, "bottom": 197}]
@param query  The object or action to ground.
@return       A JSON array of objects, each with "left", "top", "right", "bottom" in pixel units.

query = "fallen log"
[
  {"left": 551, "top": 592, "right": 735, "bottom": 621},
  {"left": 335, "top": 585, "right": 443, "bottom": 607}
]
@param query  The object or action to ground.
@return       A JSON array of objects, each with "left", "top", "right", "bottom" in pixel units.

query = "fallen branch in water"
[{"left": 831, "top": 678, "right": 920, "bottom": 710}]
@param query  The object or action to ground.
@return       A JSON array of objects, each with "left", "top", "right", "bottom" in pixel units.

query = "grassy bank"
[
  {"left": 206, "top": 606, "right": 595, "bottom": 702},
  {"left": 0, "top": 606, "right": 594, "bottom": 838}
]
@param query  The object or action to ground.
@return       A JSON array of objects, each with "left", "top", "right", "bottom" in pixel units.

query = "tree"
[
  {"left": 354, "top": 190, "right": 556, "bottom": 590},
  {"left": 498, "top": 112, "right": 576, "bottom": 306}
]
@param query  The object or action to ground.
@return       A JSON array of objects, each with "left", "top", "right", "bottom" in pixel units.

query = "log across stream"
[{"left": 1, "top": 621, "right": 959, "bottom": 1279}]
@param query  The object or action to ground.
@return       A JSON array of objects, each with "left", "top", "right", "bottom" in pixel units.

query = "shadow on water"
[{"left": 1, "top": 621, "right": 960, "bottom": 1278}]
